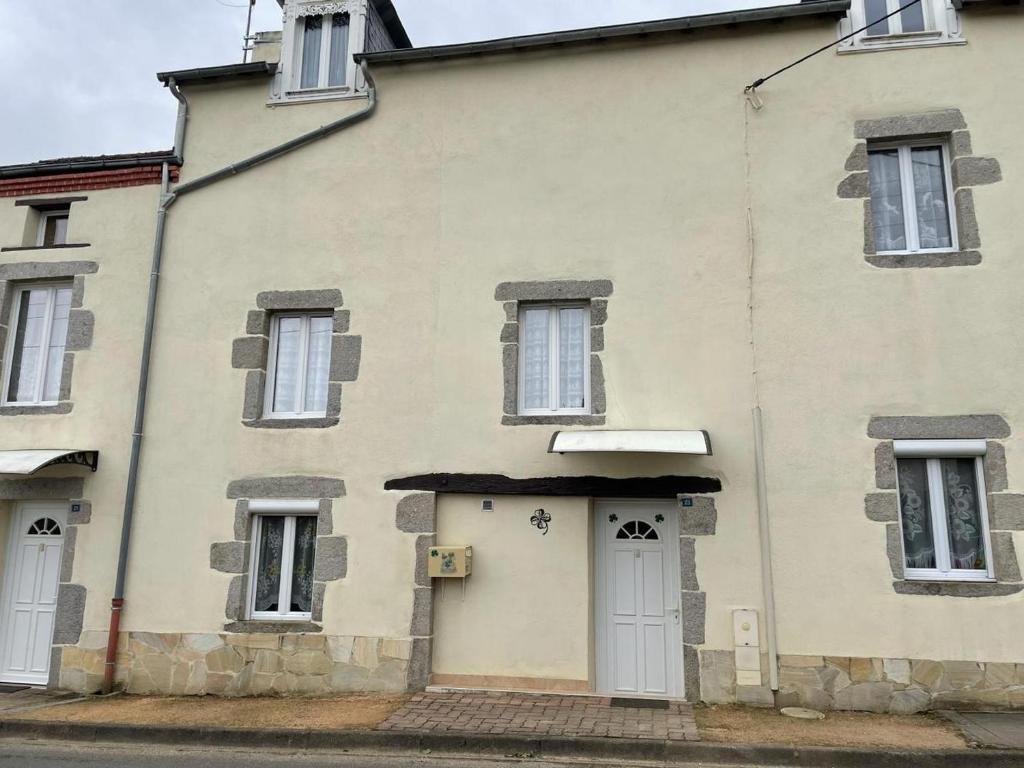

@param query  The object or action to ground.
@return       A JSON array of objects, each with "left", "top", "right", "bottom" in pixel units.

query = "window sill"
[
  {"left": 503, "top": 414, "right": 606, "bottom": 426},
  {"left": 224, "top": 620, "right": 322, "bottom": 634},
  {"left": 243, "top": 417, "right": 339, "bottom": 430},
  {"left": 893, "top": 580, "right": 1021, "bottom": 597},
  {"left": 866, "top": 250, "right": 980, "bottom": 269},
  {"left": 0, "top": 243, "right": 91, "bottom": 253},
  {"left": 0, "top": 403, "right": 73, "bottom": 416},
  {"left": 838, "top": 35, "right": 966, "bottom": 54},
  {"left": 268, "top": 89, "right": 365, "bottom": 107}
]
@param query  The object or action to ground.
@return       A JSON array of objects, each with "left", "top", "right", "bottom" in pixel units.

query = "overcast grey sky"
[{"left": 0, "top": 0, "right": 790, "bottom": 165}]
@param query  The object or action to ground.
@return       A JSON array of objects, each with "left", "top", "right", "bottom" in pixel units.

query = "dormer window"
[
  {"left": 839, "top": 0, "right": 964, "bottom": 51},
  {"left": 298, "top": 13, "right": 350, "bottom": 89}
]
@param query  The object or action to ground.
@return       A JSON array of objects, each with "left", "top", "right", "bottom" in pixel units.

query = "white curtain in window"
[
  {"left": 869, "top": 150, "right": 907, "bottom": 252},
  {"left": 300, "top": 15, "right": 323, "bottom": 89},
  {"left": 899, "top": 0, "right": 926, "bottom": 32},
  {"left": 273, "top": 317, "right": 302, "bottom": 413},
  {"left": 303, "top": 316, "right": 332, "bottom": 413},
  {"left": 290, "top": 517, "right": 318, "bottom": 613},
  {"left": 558, "top": 307, "right": 586, "bottom": 409},
  {"left": 864, "top": 0, "right": 890, "bottom": 34},
  {"left": 327, "top": 13, "right": 349, "bottom": 87},
  {"left": 42, "top": 288, "right": 72, "bottom": 402},
  {"left": 254, "top": 516, "right": 285, "bottom": 613},
  {"left": 897, "top": 458, "right": 936, "bottom": 569},
  {"left": 911, "top": 146, "right": 952, "bottom": 250},
  {"left": 941, "top": 458, "right": 986, "bottom": 570},
  {"left": 522, "top": 308, "right": 549, "bottom": 410},
  {"left": 7, "top": 290, "right": 46, "bottom": 402}
]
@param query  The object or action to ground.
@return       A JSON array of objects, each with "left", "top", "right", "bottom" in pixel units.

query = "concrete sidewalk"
[
  {"left": 942, "top": 710, "right": 1024, "bottom": 749},
  {"left": 379, "top": 691, "right": 699, "bottom": 740}
]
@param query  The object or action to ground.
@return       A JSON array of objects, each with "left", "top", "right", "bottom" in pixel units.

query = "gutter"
[
  {"left": 101, "top": 60, "right": 380, "bottom": 694},
  {"left": 0, "top": 154, "right": 178, "bottom": 180},
  {"left": 356, "top": 0, "right": 851, "bottom": 65}
]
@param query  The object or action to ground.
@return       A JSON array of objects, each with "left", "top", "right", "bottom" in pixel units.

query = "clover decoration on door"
[{"left": 530, "top": 508, "right": 552, "bottom": 535}]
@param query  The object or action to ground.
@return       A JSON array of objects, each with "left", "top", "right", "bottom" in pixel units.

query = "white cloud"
[{"left": 0, "top": 0, "right": 789, "bottom": 164}]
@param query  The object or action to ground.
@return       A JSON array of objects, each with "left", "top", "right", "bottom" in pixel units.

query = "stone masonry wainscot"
[
  {"left": 59, "top": 630, "right": 415, "bottom": 696},
  {"left": 495, "top": 280, "right": 611, "bottom": 426},
  {"left": 837, "top": 109, "right": 1002, "bottom": 269},
  {"left": 700, "top": 652, "right": 1024, "bottom": 713},
  {"left": 0, "top": 261, "right": 97, "bottom": 415},
  {"left": 232, "top": 289, "right": 361, "bottom": 429}
]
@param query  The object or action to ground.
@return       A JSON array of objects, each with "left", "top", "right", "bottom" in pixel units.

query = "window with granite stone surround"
[
  {"left": 232, "top": 289, "right": 360, "bottom": 429},
  {"left": 495, "top": 280, "right": 611, "bottom": 426},
  {"left": 837, "top": 109, "right": 1001, "bottom": 268},
  {"left": 215, "top": 476, "right": 348, "bottom": 633},
  {"left": 866, "top": 415, "right": 1023, "bottom": 597},
  {"left": 0, "top": 261, "right": 96, "bottom": 415}
]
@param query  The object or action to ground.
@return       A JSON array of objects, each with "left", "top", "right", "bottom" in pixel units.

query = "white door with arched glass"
[
  {"left": 595, "top": 501, "right": 683, "bottom": 698},
  {"left": 0, "top": 502, "right": 66, "bottom": 685}
]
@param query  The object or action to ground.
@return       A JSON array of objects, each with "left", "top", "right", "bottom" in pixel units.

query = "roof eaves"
[
  {"left": 371, "top": 0, "right": 413, "bottom": 48},
  {"left": 0, "top": 151, "right": 180, "bottom": 180},
  {"left": 356, "top": 0, "right": 852, "bottom": 65},
  {"left": 156, "top": 61, "right": 277, "bottom": 86}
]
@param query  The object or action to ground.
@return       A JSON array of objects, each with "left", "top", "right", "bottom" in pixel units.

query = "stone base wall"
[
  {"left": 700, "top": 650, "right": 1024, "bottom": 713},
  {"left": 59, "top": 630, "right": 413, "bottom": 696}
]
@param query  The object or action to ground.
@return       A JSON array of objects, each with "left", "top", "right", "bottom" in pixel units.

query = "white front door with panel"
[
  {"left": 0, "top": 502, "right": 66, "bottom": 685},
  {"left": 595, "top": 501, "right": 683, "bottom": 698}
]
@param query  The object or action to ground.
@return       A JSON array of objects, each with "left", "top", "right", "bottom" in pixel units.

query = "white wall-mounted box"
[{"left": 428, "top": 546, "right": 473, "bottom": 578}]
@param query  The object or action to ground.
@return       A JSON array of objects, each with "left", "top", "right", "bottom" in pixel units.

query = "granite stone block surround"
[
  {"left": 494, "top": 280, "right": 611, "bottom": 426},
  {"left": 837, "top": 109, "right": 1001, "bottom": 268},
  {"left": 394, "top": 492, "right": 436, "bottom": 690},
  {"left": 233, "top": 289, "right": 359, "bottom": 429},
  {"left": 0, "top": 261, "right": 97, "bottom": 415},
  {"left": 216, "top": 477, "right": 348, "bottom": 628},
  {"left": 866, "top": 415, "right": 1022, "bottom": 597}
]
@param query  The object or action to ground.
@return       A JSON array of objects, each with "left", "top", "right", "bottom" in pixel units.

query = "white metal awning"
[
  {"left": 548, "top": 430, "right": 712, "bottom": 455},
  {"left": 0, "top": 450, "right": 99, "bottom": 475}
]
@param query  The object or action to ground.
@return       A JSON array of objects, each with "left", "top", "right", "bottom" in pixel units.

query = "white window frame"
[
  {"left": 36, "top": 208, "right": 69, "bottom": 248},
  {"left": 517, "top": 302, "right": 591, "bottom": 417},
  {"left": 838, "top": 0, "right": 963, "bottom": 52},
  {"left": 288, "top": 12, "right": 358, "bottom": 95},
  {"left": 868, "top": 139, "right": 958, "bottom": 256},
  {"left": 893, "top": 439, "right": 995, "bottom": 582},
  {"left": 1, "top": 282, "right": 72, "bottom": 407},
  {"left": 263, "top": 313, "right": 333, "bottom": 420},
  {"left": 247, "top": 499, "right": 321, "bottom": 622}
]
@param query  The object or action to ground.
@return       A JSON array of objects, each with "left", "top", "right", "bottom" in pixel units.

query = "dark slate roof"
[
  {"left": 356, "top": 1, "right": 852, "bottom": 65},
  {"left": 274, "top": 0, "right": 412, "bottom": 48},
  {"left": 156, "top": 61, "right": 277, "bottom": 86},
  {"left": 0, "top": 150, "right": 179, "bottom": 179}
]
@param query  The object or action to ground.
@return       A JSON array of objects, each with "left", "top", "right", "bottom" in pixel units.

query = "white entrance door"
[
  {"left": 595, "top": 500, "right": 682, "bottom": 698},
  {"left": 0, "top": 502, "right": 66, "bottom": 685}
]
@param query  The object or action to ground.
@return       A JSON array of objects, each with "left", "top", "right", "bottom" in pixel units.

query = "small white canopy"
[
  {"left": 0, "top": 449, "right": 99, "bottom": 475},
  {"left": 548, "top": 430, "right": 712, "bottom": 455}
]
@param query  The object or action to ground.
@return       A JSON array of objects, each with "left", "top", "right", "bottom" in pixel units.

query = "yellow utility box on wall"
[{"left": 429, "top": 546, "right": 473, "bottom": 578}]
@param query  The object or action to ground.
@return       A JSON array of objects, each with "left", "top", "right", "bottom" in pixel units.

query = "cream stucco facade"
[{"left": 1, "top": 0, "right": 1023, "bottom": 711}]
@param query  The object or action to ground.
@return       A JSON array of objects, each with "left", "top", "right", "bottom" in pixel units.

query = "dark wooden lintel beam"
[{"left": 384, "top": 473, "right": 721, "bottom": 498}]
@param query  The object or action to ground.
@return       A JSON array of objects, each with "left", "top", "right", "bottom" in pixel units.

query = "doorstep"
[{"left": 381, "top": 690, "right": 699, "bottom": 741}]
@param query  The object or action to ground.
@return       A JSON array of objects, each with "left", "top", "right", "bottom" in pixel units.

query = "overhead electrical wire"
[{"left": 744, "top": 0, "right": 924, "bottom": 93}]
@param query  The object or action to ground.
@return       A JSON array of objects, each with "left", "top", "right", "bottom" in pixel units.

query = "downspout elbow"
[{"left": 166, "top": 77, "right": 188, "bottom": 166}]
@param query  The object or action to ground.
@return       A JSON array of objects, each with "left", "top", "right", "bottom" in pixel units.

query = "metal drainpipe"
[
  {"left": 753, "top": 405, "right": 780, "bottom": 691},
  {"left": 101, "top": 61, "right": 379, "bottom": 693}
]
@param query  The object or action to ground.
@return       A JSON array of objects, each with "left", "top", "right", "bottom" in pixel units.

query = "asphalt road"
[{"left": 0, "top": 740, "right": 743, "bottom": 768}]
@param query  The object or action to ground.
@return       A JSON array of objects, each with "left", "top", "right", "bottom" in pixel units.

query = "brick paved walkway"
[{"left": 378, "top": 691, "right": 699, "bottom": 741}]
